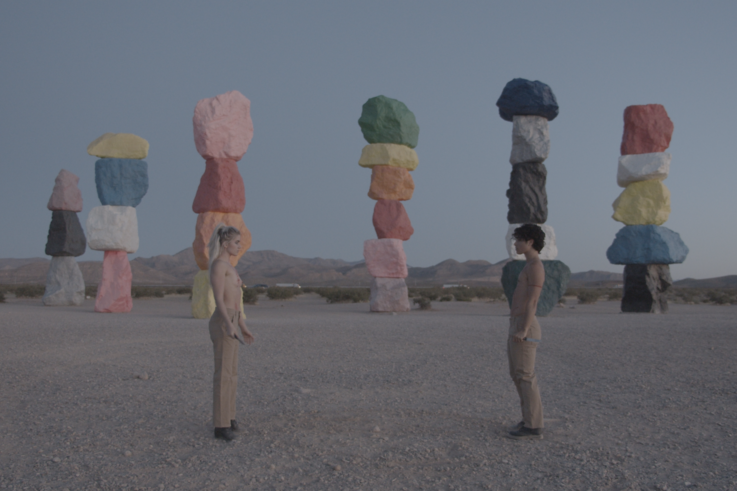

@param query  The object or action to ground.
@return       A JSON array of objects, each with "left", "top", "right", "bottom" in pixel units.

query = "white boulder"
[
  {"left": 86, "top": 205, "right": 139, "bottom": 253},
  {"left": 43, "top": 256, "right": 85, "bottom": 306},
  {"left": 617, "top": 152, "right": 671, "bottom": 187},
  {"left": 506, "top": 223, "right": 558, "bottom": 260},
  {"left": 369, "top": 277, "right": 410, "bottom": 312},
  {"left": 510, "top": 115, "right": 550, "bottom": 164}
]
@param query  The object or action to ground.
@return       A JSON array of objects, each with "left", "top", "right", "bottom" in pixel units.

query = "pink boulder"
[
  {"left": 620, "top": 104, "right": 674, "bottom": 155},
  {"left": 373, "top": 200, "right": 414, "bottom": 240},
  {"left": 363, "top": 239, "right": 408, "bottom": 278},
  {"left": 192, "top": 158, "right": 246, "bottom": 214},
  {"left": 95, "top": 251, "right": 132, "bottom": 313},
  {"left": 47, "top": 169, "right": 83, "bottom": 212},
  {"left": 193, "top": 90, "right": 254, "bottom": 161},
  {"left": 370, "top": 277, "right": 410, "bottom": 312}
]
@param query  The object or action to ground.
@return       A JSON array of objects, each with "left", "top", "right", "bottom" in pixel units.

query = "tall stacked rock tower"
[
  {"left": 86, "top": 133, "right": 150, "bottom": 313},
  {"left": 358, "top": 95, "right": 419, "bottom": 312},
  {"left": 497, "top": 79, "right": 571, "bottom": 315},
  {"left": 190, "top": 90, "right": 253, "bottom": 319},
  {"left": 606, "top": 104, "right": 688, "bottom": 313},
  {"left": 43, "top": 170, "right": 86, "bottom": 306}
]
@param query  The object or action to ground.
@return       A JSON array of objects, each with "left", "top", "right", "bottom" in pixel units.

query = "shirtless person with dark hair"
[{"left": 507, "top": 224, "right": 546, "bottom": 439}]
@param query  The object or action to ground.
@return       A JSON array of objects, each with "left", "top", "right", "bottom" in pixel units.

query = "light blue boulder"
[
  {"left": 95, "top": 159, "right": 149, "bottom": 207},
  {"left": 606, "top": 225, "right": 688, "bottom": 265}
]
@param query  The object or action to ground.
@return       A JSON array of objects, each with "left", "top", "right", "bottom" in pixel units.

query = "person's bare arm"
[
  {"left": 238, "top": 315, "right": 255, "bottom": 345},
  {"left": 210, "top": 261, "right": 237, "bottom": 339},
  {"left": 513, "top": 263, "right": 545, "bottom": 343}
]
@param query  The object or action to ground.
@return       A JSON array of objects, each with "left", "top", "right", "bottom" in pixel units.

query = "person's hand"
[
  {"left": 240, "top": 325, "right": 255, "bottom": 345},
  {"left": 227, "top": 323, "right": 238, "bottom": 340},
  {"left": 512, "top": 335, "right": 525, "bottom": 343}
]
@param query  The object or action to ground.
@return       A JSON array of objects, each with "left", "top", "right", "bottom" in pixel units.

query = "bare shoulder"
[
  {"left": 210, "top": 259, "right": 230, "bottom": 276},
  {"left": 527, "top": 259, "right": 545, "bottom": 284}
]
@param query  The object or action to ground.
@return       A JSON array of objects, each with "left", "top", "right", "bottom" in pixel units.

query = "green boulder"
[
  {"left": 358, "top": 95, "right": 419, "bottom": 148},
  {"left": 502, "top": 260, "right": 571, "bottom": 317}
]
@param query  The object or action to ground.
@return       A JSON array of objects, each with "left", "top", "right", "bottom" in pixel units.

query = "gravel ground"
[{"left": 0, "top": 294, "right": 735, "bottom": 491}]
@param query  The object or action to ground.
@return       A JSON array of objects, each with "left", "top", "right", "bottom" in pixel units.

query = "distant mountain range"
[{"left": 3, "top": 248, "right": 724, "bottom": 288}]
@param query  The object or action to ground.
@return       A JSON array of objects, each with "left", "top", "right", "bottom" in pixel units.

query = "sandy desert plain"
[{"left": 0, "top": 293, "right": 735, "bottom": 491}]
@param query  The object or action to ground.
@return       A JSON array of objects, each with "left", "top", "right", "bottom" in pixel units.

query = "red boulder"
[
  {"left": 372, "top": 200, "right": 414, "bottom": 240},
  {"left": 620, "top": 104, "right": 674, "bottom": 155},
  {"left": 192, "top": 158, "right": 246, "bottom": 214}
]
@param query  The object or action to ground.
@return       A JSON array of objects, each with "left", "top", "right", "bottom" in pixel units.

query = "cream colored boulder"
[
  {"left": 506, "top": 224, "right": 558, "bottom": 260},
  {"left": 612, "top": 181, "right": 671, "bottom": 226},
  {"left": 86, "top": 205, "right": 139, "bottom": 253},
  {"left": 87, "top": 133, "right": 149, "bottom": 159},
  {"left": 617, "top": 152, "right": 671, "bottom": 187},
  {"left": 358, "top": 144, "right": 419, "bottom": 171}
]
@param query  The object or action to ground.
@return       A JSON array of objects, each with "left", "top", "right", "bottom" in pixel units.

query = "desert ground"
[{"left": 0, "top": 294, "right": 735, "bottom": 491}]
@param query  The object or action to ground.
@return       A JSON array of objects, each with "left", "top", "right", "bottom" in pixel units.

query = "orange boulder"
[
  {"left": 193, "top": 212, "right": 252, "bottom": 270},
  {"left": 368, "top": 166, "right": 414, "bottom": 201}
]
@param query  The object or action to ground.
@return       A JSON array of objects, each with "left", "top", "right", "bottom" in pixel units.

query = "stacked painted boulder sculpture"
[
  {"left": 606, "top": 104, "right": 688, "bottom": 313},
  {"left": 359, "top": 95, "right": 418, "bottom": 312},
  {"left": 191, "top": 90, "right": 253, "bottom": 319},
  {"left": 43, "top": 170, "right": 86, "bottom": 306},
  {"left": 86, "top": 133, "right": 149, "bottom": 312},
  {"left": 496, "top": 79, "right": 571, "bottom": 316}
]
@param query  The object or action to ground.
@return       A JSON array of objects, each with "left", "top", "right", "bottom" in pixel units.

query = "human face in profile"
[
  {"left": 514, "top": 237, "right": 534, "bottom": 256},
  {"left": 222, "top": 235, "right": 242, "bottom": 258}
]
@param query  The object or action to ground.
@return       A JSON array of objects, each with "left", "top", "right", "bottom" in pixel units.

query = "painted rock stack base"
[
  {"left": 86, "top": 133, "right": 150, "bottom": 313},
  {"left": 190, "top": 90, "right": 253, "bottom": 319},
  {"left": 43, "top": 170, "right": 86, "bottom": 306},
  {"left": 607, "top": 104, "right": 687, "bottom": 313},
  {"left": 359, "top": 95, "right": 419, "bottom": 312},
  {"left": 496, "top": 79, "right": 570, "bottom": 315}
]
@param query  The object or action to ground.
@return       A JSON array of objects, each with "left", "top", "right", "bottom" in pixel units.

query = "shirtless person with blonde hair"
[{"left": 507, "top": 224, "right": 546, "bottom": 439}]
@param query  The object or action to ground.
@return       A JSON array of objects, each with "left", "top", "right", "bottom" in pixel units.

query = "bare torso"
[
  {"left": 214, "top": 259, "right": 242, "bottom": 310},
  {"left": 510, "top": 259, "right": 543, "bottom": 317}
]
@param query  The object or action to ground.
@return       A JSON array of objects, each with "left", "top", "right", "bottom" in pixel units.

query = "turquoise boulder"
[
  {"left": 95, "top": 159, "right": 149, "bottom": 207},
  {"left": 358, "top": 95, "right": 419, "bottom": 148},
  {"left": 606, "top": 225, "right": 688, "bottom": 265},
  {"left": 502, "top": 260, "right": 571, "bottom": 317}
]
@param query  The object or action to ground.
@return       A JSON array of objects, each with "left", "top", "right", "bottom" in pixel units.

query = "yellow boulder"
[
  {"left": 358, "top": 144, "right": 418, "bottom": 171},
  {"left": 87, "top": 133, "right": 149, "bottom": 159},
  {"left": 191, "top": 269, "right": 245, "bottom": 319},
  {"left": 612, "top": 181, "right": 671, "bottom": 226}
]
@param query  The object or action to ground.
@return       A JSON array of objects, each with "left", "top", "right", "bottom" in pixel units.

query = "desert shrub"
[
  {"left": 471, "top": 287, "right": 505, "bottom": 301},
  {"left": 0, "top": 291, "right": 5, "bottom": 303},
  {"left": 577, "top": 290, "right": 599, "bottom": 304},
  {"left": 558, "top": 297, "right": 566, "bottom": 305},
  {"left": 672, "top": 288, "right": 700, "bottom": 304},
  {"left": 413, "top": 297, "right": 432, "bottom": 310},
  {"left": 606, "top": 289, "right": 623, "bottom": 301},
  {"left": 439, "top": 295, "right": 453, "bottom": 302},
  {"left": 85, "top": 285, "right": 97, "bottom": 297},
  {"left": 409, "top": 288, "right": 442, "bottom": 301},
  {"left": 267, "top": 287, "right": 296, "bottom": 300},
  {"left": 314, "top": 287, "right": 370, "bottom": 303},
  {"left": 14, "top": 285, "right": 45, "bottom": 298},
  {"left": 452, "top": 288, "right": 474, "bottom": 302},
  {"left": 132, "top": 286, "right": 165, "bottom": 298},
  {"left": 242, "top": 288, "right": 260, "bottom": 305},
  {"left": 706, "top": 290, "right": 735, "bottom": 305}
]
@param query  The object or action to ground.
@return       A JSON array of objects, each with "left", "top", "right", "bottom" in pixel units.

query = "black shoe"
[
  {"left": 509, "top": 421, "right": 525, "bottom": 431},
  {"left": 230, "top": 420, "right": 239, "bottom": 432},
  {"left": 508, "top": 426, "right": 543, "bottom": 440},
  {"left": 214, "top": 427, "right": 235, "bottom": 441}
]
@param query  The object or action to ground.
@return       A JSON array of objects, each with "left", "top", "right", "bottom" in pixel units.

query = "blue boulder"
[
  {"left": 95, "top": 159, "right": 149, "bottom": 207},
  {"left": 496, "top": 78, "right": 559, "bottom": 122},
  {"left": 502, "top": 260, "right": 571, "bottom": 317},
  {"left": 606, "top": 225, "right": 689, "bottom": 265}
]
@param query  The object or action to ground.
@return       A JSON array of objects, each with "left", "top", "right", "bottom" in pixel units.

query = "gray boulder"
[
  {"left": 621, "top": 264, "right": 671, "bottom": 313},
  {"left": 502, "top": 260, "right": 571, "bottom": 316},
  {"left": 43, "top": 256, "right": 85, "bottom": 306},
  {"left": 510, "top": 115, "right": 550, "bottom": 164},
  {"left": 506, "top": 163, "right": 548, "bottom": 224},
  {"left": 369, "top": 277, "right": 410, "bottom": 312},
  {"left": 45, "top": 211, "right": 87, "bottom": 257}
]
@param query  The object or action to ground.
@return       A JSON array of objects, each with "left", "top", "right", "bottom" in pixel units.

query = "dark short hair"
[{"left": 513, "top": 224, "right": 545, "bottom": 253}]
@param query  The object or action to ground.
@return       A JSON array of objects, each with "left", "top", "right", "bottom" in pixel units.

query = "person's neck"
[{"left": 524, "top": 249, "right": 540, "bottom": 262}]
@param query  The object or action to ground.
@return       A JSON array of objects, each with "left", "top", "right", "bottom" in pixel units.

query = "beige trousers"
[
  {"left": 209, "top": 308, "right": 239, "bottom": 428},
  {"left": 507, "top": 316, "right": 544, "bottom": 429}
]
